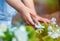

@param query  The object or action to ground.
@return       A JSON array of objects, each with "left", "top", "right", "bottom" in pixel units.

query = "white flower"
[
  {"left": 56, "top": 29, "right": 60, "bottom": 36},
  {"left": 35, "top": 22, "right": 45, "bottom": 29},
  {"left": 51, "top": 18, "right": 56, "bottom": 24},
  {"left": 9, "top": 27, "right": 17, "bottom": 35},
  {"left": 50, "top": 32, "right": 59, "bottom": 38},
  {"left": 14, "top": 25, "right": 28, "bottom": 41},
  {"left": 56, "top": 25, "right": 58, "bottom": 27},
  {"left": 48, "top": 31, "right": 59, "bottom": 38},
  {"left": 56, "top": 29, "right": 60, "bottom": 32},
  {"left": 48, "top": 32, "right": 52, "bottom": 35},
  {"left": 35, "top": 22, "right": 45, "bottom": 33},
  {"left": 48, "top": 28, "right": 60, "bottom": 39},
  {"left": 0, "top": 23, "right": 7, "bottom": 32},
  {"left": 12, "top": 38, "right": 17, "bottom": 41},
  {"left": 0, "top": 32, "right": 5, "bottom": 37},
  {"left": 10, "top": 27, "right": 17, "bottom": 32},
  {"left": 19, "top": 25, "right": 26, "bottom": 32},
  {"left": 48, "top": 26, "right": 53, "bottom": 32},
  {"left": 0, "top": 23, "right": 8, "bottom": 37}
]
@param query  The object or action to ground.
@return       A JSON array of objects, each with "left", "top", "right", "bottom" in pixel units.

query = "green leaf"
[
  {"left": 42, "top": 36, "right": 54, "bottom": 41},
  {"left": 40, "top": 23, "right": 48, "bottom": 37},
  {"left": 3, "top": 29, "right": 14, "bottom": 41},
  {"left": 28, "top": 37, "right": 39, "bottom": 41},
  {"left": 26, "top": 26, "right": 35, "bottom": 32}
]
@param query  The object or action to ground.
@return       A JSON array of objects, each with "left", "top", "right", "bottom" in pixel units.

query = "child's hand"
[
  {"left": 20, "top": 7, "right": 50, "bottom": 25},
  {"left": 20, "top": 7, "right": 35, "bottom": 25}
]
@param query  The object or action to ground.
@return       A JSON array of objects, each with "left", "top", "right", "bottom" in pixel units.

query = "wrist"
[{"left": 19, "top": 6, "right": 28, "bottom": 14}]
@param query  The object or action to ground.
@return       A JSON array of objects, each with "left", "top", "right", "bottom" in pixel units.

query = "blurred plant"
[{"left": 0, "top": 18, "right": 60, "bottom": 41}]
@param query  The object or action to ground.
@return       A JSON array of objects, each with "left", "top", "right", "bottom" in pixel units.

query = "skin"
[{"left": 6, "top": 0, "right": 50, "bottom": 26}]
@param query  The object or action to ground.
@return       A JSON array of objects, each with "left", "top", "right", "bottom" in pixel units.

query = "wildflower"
[
  {"left": 0, "top": 23, "right": 7, "bottom": 37},
  {"left": 48, "top": 29, "right": 60, "bottom": 39},
  {"left": 35, "top": 22, "right": 45, "bottom": 29},
  {"left": 12, "top": 38, "right": 17, "bottom": 41},
  {"left": 0, "top": 23, "right": 7, "bottom": 32},
  {"left": 14, "top": 25, "right": 28, "bottom": 41},
  {"left": 48, "top": 26, "right": 53, "bottom": 32},
  {"left": 51, "top": 18, "right": 56, "bottom": 24},
  {"left": 50, "top": 32, "right": 59, "bottom": 38},
  {"left": 0, "top": 32, "right": 5, "bottom": 37}
]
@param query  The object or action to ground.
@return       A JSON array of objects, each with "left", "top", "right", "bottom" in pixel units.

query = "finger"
[
  {"left": 43, "top": 18, "right": 51, "bottom": 24},
  {"left": 27, "top": 15, "right": 34, "bottom": 25},
  {"left": 21, "top": 15, "right": 30, "bottom": 25},
  {"left": 41, "top": 19, "right": 49, "bottom": 24},
  {"left": 30, "top": 10, "right": 37, "bottom": 17},
  {"left": 38, "top": 17, "right": 48, "bottom": 24},
  {"left": 38, "top": 17, "right": 44, "bottom": 22},
  {"left": 32, "top": 17, "right": 38, "bottom": 24},
  {"left": 25, "top": 20, "right": 30, "bottom": 25},
  {"left": 30, "top": 12, "right": 39, "bottom": 24}
]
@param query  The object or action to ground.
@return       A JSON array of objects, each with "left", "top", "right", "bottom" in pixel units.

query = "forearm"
[
  {"left": 6, "top": 0, "right": 26, "bottom": 13},
  {"left": 23, "top": 0, "right": 37, "bottom": 14}
]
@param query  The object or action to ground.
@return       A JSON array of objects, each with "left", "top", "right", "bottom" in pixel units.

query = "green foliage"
[
  {"left": 42, "top": 36, "right": 55, "bottom": 41},
  {"left": 41, "top": 23, "right": 48, "bottom": 37},
  {"left": 42, "top": 36, "right": 60, "bottom": 41},
  {"left": 26, "top": 23, "right": 60, "bottom": 41},
  {"left": 26, "top": 26, "right": 35, "bottom": 32},
  {"left": 26, "top": 26, "right": 39, "bottom": 41},
  {"left": 2, "top": 29, "right": 14, "bottom": 41},
  {"left": 0, "top": 21, "right": 60, "bottom": 41}
]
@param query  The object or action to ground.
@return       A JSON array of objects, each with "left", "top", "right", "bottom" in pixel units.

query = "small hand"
[
  {"left": 20, "top": 7, "right": 35, "bottom": 25},
  {"left": 21, "top": 7, "right": 50, "bottom": 26}
]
